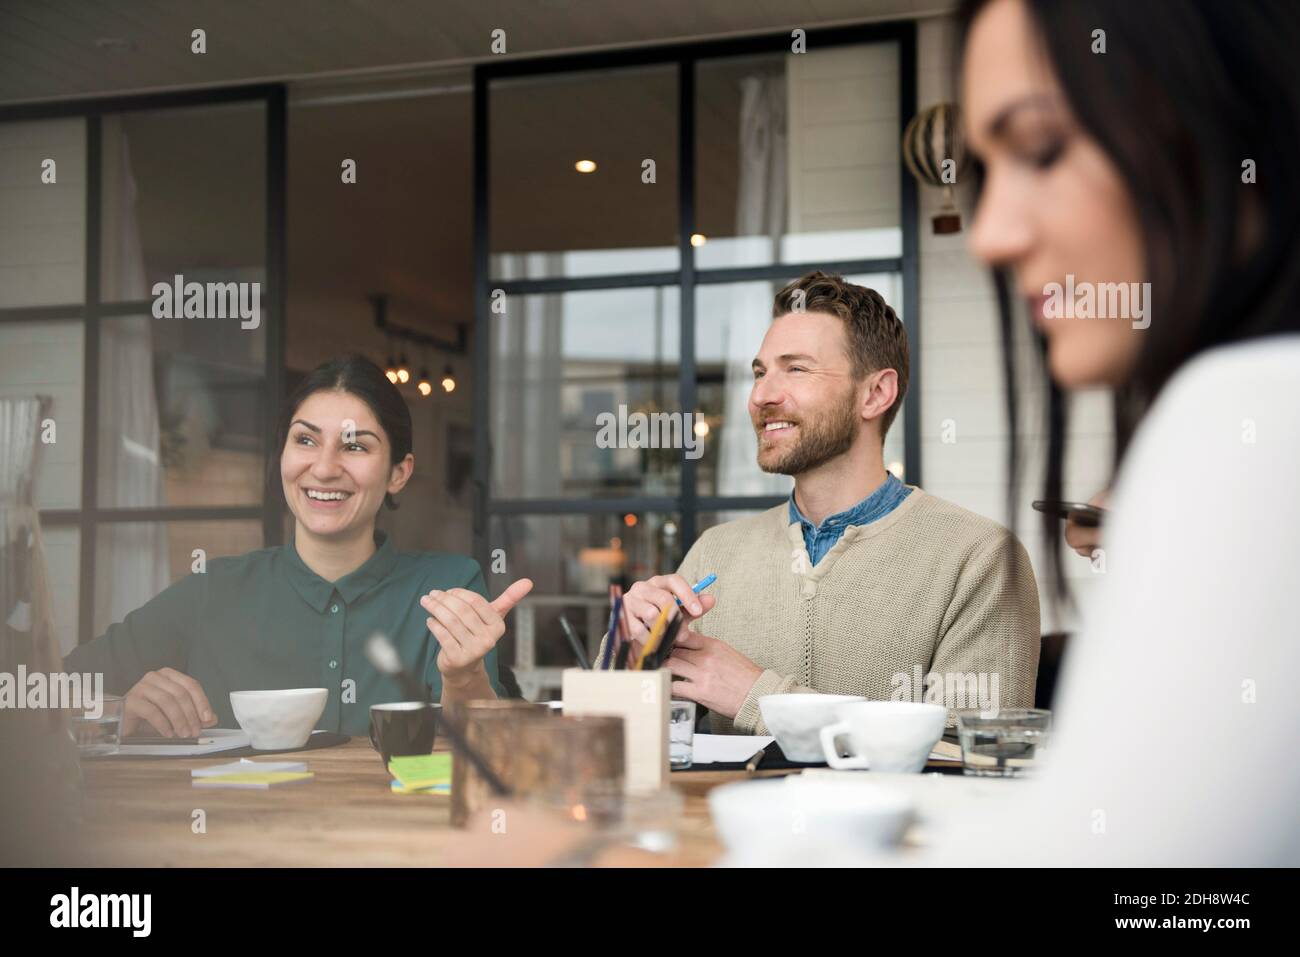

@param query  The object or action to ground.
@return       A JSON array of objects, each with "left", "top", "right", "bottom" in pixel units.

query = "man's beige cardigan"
[{"left": 652, "top": 489, "right": 1040, "bottom": 734}]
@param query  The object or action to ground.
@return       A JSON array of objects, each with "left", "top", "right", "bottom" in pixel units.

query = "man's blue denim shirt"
[{"left": 788, "top": 472, "right": 912, "bottom": 566}]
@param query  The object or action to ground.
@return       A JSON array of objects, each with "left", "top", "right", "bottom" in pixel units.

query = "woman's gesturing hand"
[{"left": 421, "top": 577, "right": 534, "bottom": 684}]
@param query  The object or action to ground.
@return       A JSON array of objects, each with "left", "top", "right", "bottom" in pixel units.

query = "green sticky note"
[{"left": 387, "top": 753, "right": 452, "bottom": 790}]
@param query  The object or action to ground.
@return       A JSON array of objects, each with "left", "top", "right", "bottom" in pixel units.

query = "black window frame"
[
  {"left": 0, "top": 84, "right": 288, "bottom": 645},
  {"left": 472, "top": 22, "right": 920, "bottom": 570}
]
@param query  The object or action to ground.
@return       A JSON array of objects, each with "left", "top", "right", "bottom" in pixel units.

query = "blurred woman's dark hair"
[
  {"left": 273, "top": 355, "right": 413, "bottom": 510},
  {"left": 957, "top": 0, "right": 1300, "bottom": 603}
]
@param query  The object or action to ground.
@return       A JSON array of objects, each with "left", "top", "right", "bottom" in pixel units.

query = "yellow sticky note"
[
  {"left": 390, "top": 780, "right": 451, "bottom": 796},
  {"left": 387, "top": 753, "right": 452, "bottom": 790},
  {"left": 192, "top": 771, "right": 315, "bottom": 789}
]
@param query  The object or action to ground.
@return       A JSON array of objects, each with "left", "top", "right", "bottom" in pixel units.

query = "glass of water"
[
  {"left": 68, "top": 694, "right": 125, "bottom": 757},
  {"left": 956, "top": 708, "right": 1051, "bottom": 777},
  {"left": 669, "top": 700, "right": 696, "bottom": 770}
]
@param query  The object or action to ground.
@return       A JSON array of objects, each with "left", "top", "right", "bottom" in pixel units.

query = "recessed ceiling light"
[
  {"left": 575, "top": 159, "right": 597, "bottom": 173},
  {"left": 690, "top": 233, "right": 707, "bottom": 247}
]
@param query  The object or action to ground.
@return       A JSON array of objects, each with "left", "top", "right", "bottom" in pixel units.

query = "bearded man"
[{"left": 611, "top": 271, "right": 1041, "bottom": 734}]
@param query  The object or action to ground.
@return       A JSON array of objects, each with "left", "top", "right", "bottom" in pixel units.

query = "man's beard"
[{"left": 755, "top": 390, "right": 857, "bottom": 476}]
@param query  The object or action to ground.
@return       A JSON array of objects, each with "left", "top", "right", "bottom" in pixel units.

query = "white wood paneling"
[
  {"left": 915, "top": 17, "right": 1113, "bottom": 631},
  {"left": 0, "top": 118, "right": 85, "bottom": 307}
]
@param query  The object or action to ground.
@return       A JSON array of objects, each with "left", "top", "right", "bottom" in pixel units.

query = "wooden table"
[{"left": 79, "top": 739, "right": 792, "bottom": 867}]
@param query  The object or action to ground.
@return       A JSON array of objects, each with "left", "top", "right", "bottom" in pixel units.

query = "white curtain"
[
  {"left": 717, "top": 69, "right": 793, "bottom": 498},
  {"left": 0, "top": 397, "right": 59, "bottom": 674},
  {"left": 0, "top": 396, "right": 83, "bottom": 863},
  {"left": 96, "top": 118, "right": 168, "bottom": 630}
]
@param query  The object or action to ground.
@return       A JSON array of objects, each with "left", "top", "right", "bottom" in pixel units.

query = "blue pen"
[{"left": 675, "top": 573, "right": 717, "bottom": 608}]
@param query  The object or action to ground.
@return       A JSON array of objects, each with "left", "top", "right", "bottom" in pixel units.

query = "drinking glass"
[
  {"left": 669, "top": 699, "right": 696, "bottom": 770},
  {"left": 69, "top": 694, "right": 125, "bottom": 756},
  {"left": 956, "top": 708, "right": 1051, "bottom": 777}
]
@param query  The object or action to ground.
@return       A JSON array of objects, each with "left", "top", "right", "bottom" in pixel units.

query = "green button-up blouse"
[{"left": 62, "top": 532, "right": 504, "bottom": 735}]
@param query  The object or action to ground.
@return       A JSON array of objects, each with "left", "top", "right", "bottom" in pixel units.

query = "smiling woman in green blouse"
[{"left": 63, "top": 355, "right": 533, "bottom": 737}]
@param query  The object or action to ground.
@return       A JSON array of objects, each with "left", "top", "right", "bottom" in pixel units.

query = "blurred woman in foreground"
[
  {"left": 389, "top": 1, "right": 1300, "bottom": 869},
  {"left": 935, "top": 0, "right": 1300, "bottom": 864}
]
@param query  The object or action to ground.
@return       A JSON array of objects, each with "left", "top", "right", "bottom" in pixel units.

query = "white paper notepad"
[
  {"left": 689, "top": 734, "right": 775, "bottom": 764},
  {"left": 192, "top": 758, "right": 308, "bottom": 777},
  {"left": 687, "top": 734, "right": 961, "bottom": 765},
  {"left": 114, "top": 728, "right": 250, "bottom": 757}
]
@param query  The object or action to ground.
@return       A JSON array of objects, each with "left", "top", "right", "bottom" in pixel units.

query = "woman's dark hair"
[
  {"left": 274, "top": 355, "right": 412, "bottom": 510},
  {"left": 958, "top": 0, "right": 1300, "bottom": 605}
]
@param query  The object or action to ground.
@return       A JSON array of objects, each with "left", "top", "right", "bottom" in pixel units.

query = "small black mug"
[{"left": 369, "top": 702, "right": 440, "bottom": 770}]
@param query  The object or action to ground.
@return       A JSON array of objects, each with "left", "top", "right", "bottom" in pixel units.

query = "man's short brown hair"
[{"left": 771, "top": 271, "right": 910, "bottom": 441}]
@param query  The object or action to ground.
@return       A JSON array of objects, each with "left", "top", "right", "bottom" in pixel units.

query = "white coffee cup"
[
  {"left": 758, "top": 693, "right": 866, "bottom": 761},
  {"left": 708, "top": 776, "right": 913, "bottom": 863},
  {"left": 230, "top": 688, "right": 328, "bottom": 750},
  {"left": 819, "top": 701, "right": 947, "bottom": 773}
]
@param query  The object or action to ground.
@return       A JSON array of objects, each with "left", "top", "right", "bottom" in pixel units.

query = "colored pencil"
[
  {"left": 633, "top": 604, "right": 674, "bottom": 671},
  {"left": 558, "top": 614, "right": 590, "bottom": 669},
  {"left": 599, "top": 587, "right": 623, "bottom": 670}
]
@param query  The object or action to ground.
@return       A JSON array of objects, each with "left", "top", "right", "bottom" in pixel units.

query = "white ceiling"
[{"left": 0, "top": 0, "right": 949, "bottom": 104}]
